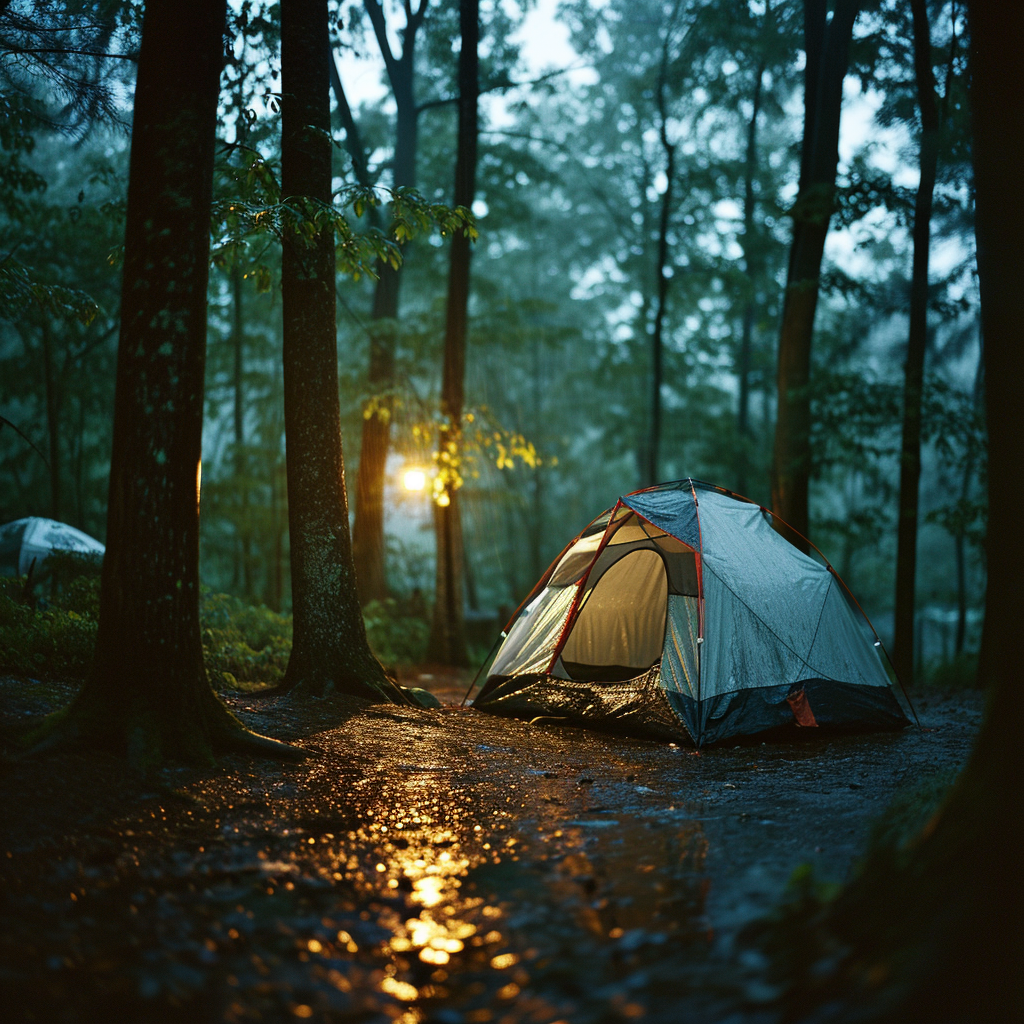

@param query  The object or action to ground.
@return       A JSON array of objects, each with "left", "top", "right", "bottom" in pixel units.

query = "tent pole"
[{"left": 459, "top": 629, "right": 506, "bottom": 707}]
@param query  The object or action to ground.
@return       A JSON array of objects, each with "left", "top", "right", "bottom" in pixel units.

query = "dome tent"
[
  {"left": 473, "top": 480, "right": 911, "bottom": 747},
  {"left": 0, "top": 517, "right": 105, "bottom": 578}
]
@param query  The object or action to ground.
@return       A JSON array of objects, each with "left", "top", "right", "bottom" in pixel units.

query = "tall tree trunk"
[
  {"left": 279, "top": 0, "right": 404, "bottom": 702},
  {"left": 955, "top": 346, "right": 983, "bottom": 659},
  {"left": 40, "top": 319, "right": 62, "bottom": 521},
  {"left": 647, "top": 144, "right": 674, "bottom": 487},
  {"left": 350, "top": 0, "right": 427, "bottom": 605},
  {"left": 737, "top": 58, "right": 766, "bottom": 496},
  {"left": 644, "top": 0, "right": 683, "bottom": 488},
  {"left": 427, "top": 0, "right": 478, "bottom": 667},
  {"left": 528, "top": 336, "right": 545, "bottom": 582},
  {"left": 770, "top": 0, "right": 860, "bottom": 547},
  {"left": 230, "top": 260, "right": 253, "bottom": 596},
  {"left": 39, "top": 0, "right": 293, "bottom": 765},
  {"left": 892, "top": 0, "right": 940, "bottom": 688},
  {"left": 776, "top": 6, "right": 1023, "bottom": 1017}
]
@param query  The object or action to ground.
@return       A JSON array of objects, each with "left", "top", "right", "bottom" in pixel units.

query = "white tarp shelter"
[{"left": 0, "top": 517, "right": 105, "bottom": 577}]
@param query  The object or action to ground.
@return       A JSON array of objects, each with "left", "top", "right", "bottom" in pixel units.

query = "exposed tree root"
[
  {"left": 6, "top": 683, "right": 306, "bottom": 770},
  {"left": 281, "top": 655, "right": 416, "bottom": 707},
  {"left": 10, "top": 705, "right": 84, "bottom": 760},
  {"left": 211, "top": 715, "right": 307, "bottom": 761}
]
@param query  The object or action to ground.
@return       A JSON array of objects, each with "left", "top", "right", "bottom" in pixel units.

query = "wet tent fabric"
[
  {"left": 474, "top": 480, "right": 910, "bottom": 746},
  {"left": 0, "top": 517, "right": 104, "bottom": 577}
]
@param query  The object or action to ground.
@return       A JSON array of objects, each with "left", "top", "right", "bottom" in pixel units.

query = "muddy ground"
[{"left": 0, "top": 673, "right": 983, "bottom": 1024}]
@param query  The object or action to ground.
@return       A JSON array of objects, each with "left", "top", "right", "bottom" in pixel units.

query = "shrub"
[
  {"left": 923, "top": 651, "right": 979, "bottom": 690},
  {"left": 363, "top": 598, "right": 429, "bottom": 667},
  {"left": 200, "top": 591, "right": 292, "bottom": 689},
  {"left": 0, "top": 589, "right": 99, "bottom": 680},
  {"left": 1, "top": 575, "right": 436, "bottom": 686}
]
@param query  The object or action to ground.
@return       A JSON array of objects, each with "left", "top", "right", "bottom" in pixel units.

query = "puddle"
[{"left": 267, "top": 760, "right": 716, "bottom": 1023}]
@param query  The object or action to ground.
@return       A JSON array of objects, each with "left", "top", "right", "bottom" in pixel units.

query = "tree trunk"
[
  {"left": 770, "top": 0, "right": 860, "bottom": 547},
  {"left": 230, "top": 259, "right": 253, "bottom": 597},
  {"left": 644, "top": 0, "right": 684, "bottom": 489},
  {"left": 40, "top": 0, "right": 295, "bottom": 766},
  {"left": 279, "top": 0, "right": 405, "bottom": 702},
  {"left": 892, "top": 0, "right": 940, "bottom": 688},
  {"left": 647, "top": 143, "right": 674, "bottom": 488},
  {"left": 350, "top": 0, "right": 426, "bottom": 605},
  {"left": 40, "top": 318, "right": 62, "bottom": 521},
  {"left": 427, "top": 0, "right": 478, "bottom": 667},
  {"left": 737, "top": 55, "right": 766, "bottom": 497}
]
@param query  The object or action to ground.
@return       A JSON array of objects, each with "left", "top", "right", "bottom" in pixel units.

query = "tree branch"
[
  {"left": 363, "top": 0, "right": 398, "bottom": 80},
  {"left": 328, "top": 43, "right": 375, "bottom": 192},
  {"left": 0, "top": 47, "right": 136, "bottom": 61},
  {"left": 416, "top": 64, "right": 593, "bottom": 117}
]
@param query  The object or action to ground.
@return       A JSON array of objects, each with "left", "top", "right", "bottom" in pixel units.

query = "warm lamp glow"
[{"left": 403, "top": 468, "right": 427, "bottom": 492}]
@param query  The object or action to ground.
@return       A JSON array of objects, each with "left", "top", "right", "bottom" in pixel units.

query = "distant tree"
[
  {"left": 340, "top": 0, "right": 523, "bottom": 605},
  {"left": 29, "top": 0, "right": 296, "bottom": 764},
  {"left": 643, "top": 0, "right": 684, "bottom": 487},
  {"left": 0, "top": 0, "right": 137, "bottom": 135},
  {"left": 733, "top": 0, "right": 795, "bottom": 497},
  {"left": 427, "top": 0, "right": 478, "bottom": 666},
  {"left": 771, "top": 0, "right": 861, "bottom": 547},
  {"left": 891, "top": 0, "right": 940, "bottom": 686},
  {"left": 0, "top": 1, "right": 133, "bottom": 485},
  {"left": 278, "top": 0, "right": 406, "bottom": 701},
  {"left": 0, "top": 137, "right": 122, "bottom": 533},
  {"left": 349, "top": 0, "right": 429, "bottom": 607}
]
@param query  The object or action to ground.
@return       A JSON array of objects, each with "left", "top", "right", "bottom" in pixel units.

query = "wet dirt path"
[{"left": 0, "top": 680, "right": 983, "bottom": 1023}]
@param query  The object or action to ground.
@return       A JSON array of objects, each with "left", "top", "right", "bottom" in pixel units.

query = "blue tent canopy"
[{"left": 474, "top": 480, "right": 910, "bottom": 746}]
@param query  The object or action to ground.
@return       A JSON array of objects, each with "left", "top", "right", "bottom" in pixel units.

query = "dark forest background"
[{"left": 0, "top": 0, "right": 982, "bottom": 683}]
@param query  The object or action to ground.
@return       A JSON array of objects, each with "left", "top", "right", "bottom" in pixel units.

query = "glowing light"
[
  {"left": 327, "top": 969, "right": 352, "bottom": 992},
  {"left": 403, "top": 468, "right": 427, "bottom": 491},
  {"left": 436, "top": 491, "right": 451, "bottom": 507},
  {"left": 412, "top": 876, "right": 445, "bottom": 907},
  {"left": 380, "top": 977, "right": 419, "bottom": 1001},
  {"left": 306, "top": 939, "right": 323, "bottom": 953},
  {"left": 490, "top": 952, "right": 519, "bottom": 969}
]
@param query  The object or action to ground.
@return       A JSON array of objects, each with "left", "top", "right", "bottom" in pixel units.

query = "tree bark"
[
  {"left": 427, "top": 0, "right": 478, "bottom": 667},
  {"left": 279, "top": 0, "right": 405, "bottom": 702},
  {"left": 230, "top": 259, "right": 253, "bottom": 597},
  {"left": 770, "top": 0, "right": 860, "bottom": 547},
  {"left": 892, "top": 0, "right": 940, "bottom": 688},
  {"left": 737, "top": 55, "right": 766, "bottom": 496},
  {"left": 647, "top": 143, "right": 674, "bottom": 488},
  {"left": 644, "top": 0, "right": 683, "bottom": 488},
  {"left": 350, "top": 0, "right": 427, "bottom": 605},
  {"left": 41, "top": 0, "right": 295, "bottom": 766},
  {"left": 40, "top": 318, "right": 62, "bottom": 521}
]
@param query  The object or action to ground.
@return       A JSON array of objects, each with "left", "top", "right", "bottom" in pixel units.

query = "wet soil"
[{"left": 0, "top": 672, "right": 983, "bottom": 1023}]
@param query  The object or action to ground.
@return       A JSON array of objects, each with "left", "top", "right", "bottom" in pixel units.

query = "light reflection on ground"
[
  {"left": 9, "top": 683, "right": 978, "bottom": 1023},
  {"left": 289, "top": 759, "right": 711, "bottom": 1023}
]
